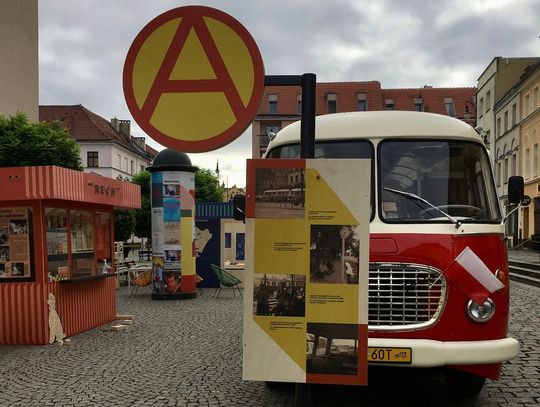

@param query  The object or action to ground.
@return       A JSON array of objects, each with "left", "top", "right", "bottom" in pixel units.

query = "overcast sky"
[{"left": 38, "top": 0, "right": 540, "bottom": 187}]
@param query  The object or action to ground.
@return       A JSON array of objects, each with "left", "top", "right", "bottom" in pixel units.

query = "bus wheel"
[{"left": 446, "top": 369, "right": 486, "bottom": 397}]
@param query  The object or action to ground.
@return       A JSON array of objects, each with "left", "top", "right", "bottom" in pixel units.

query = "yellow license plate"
[{"left": 368, "top": 347, "right": 412, "bottom": 364}]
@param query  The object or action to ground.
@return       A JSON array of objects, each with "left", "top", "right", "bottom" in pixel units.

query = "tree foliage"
[
  {"left": 0, "top": 112, "right": 82, "bottom": 170},
  {"left": 114, "top": 209, "right": 136, "bottom": 243},
  {"left": 195, "top": 168, "right": 223, "bottom": 202},
  {"left": 131, "top": 171, "right": 151, "bottom": 240}
]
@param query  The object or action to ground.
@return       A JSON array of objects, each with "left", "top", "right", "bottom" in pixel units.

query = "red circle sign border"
[{"left": 123, "top": 6, "right": 265, "bottom": 153}]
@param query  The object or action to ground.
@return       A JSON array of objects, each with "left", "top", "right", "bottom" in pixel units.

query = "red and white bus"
[{"left": 264, "top": 111, "right": 520, "bottom": 396}]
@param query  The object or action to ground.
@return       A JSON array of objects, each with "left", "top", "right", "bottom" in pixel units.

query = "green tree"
[
  {"left": 195, "top": 168, "right": 223, "bottom": 202},
  {"left": 132, "top": 171, "right": 151, "bottom": 240},
  {"left": 114, "top": 209, "right": 136, "bottom": 243},
  {"left": 0, "top": 112, "right": 82, "bottom": 170}
]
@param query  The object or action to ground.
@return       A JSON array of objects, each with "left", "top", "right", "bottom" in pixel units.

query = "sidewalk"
[{"left": 507, "top": 247, "right": 540, "bottom": 264}]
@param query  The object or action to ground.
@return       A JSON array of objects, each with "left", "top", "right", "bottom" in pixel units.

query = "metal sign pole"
[
  {"left": 264, "top": 73, "right": 317, "bottom": 407},
  {"left": 264, "top": 73, "right": 316, "bottom": 159}
]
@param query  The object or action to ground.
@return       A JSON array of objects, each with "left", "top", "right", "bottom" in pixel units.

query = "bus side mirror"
[
  {"left": 508, "top": 176, "right": 524, "bottom": 205},
  {"left": 232, "top": 194, "right": 246, "bottom": 222}
]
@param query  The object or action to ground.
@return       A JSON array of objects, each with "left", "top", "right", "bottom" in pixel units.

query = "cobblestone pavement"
[{"left": 0, "top": 282, "right": 538, "bottom": 407}]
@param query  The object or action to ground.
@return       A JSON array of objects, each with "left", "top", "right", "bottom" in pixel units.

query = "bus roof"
[{"left": 266, "top": 111, "right": 482, "bottom": 151}]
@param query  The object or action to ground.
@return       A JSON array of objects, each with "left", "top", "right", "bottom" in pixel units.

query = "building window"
[
  {"left": 87, "top": 151, "right": 99, "bottom": 168},
  {"left": 512, "top": 104, "right": 517, "bottom": 126},
  {"left": 525, "top": 94, "right": 530, "bottom": 116},
  {"left": 124, "top": 157, "right": 128, "bottom": 171},
  {"left": 496, "top": 161, "right": 501, "bottom": 186},
  {"left": 479, "top": 97, "right": 484, "bottom": 115},
  {"left": 327, "top": 93, "right": 337, "bottom": 113},
  {"left": 268, "top": 94, "right": 278, "bottom": 114},
  {"left": 496, "top": 117, "right": 501, "bottom": 137},
  {"left": 525, "top": 148, "right": 531, "bottom": 178},
  {"left": 117, "top": 154, "right": 121, "bottom": 169},
  {"left": 512, "top": 153, "right": 517, "bottom": 177},
  {"left": 444, "top": 98, "right": 455, "bottom": 117},
  {"left": 534, "top": 144, "right": 539, "bottom": 178},
  {"left": 504, "top": 157, "right": 509, "bottom": 183},
  {"left": 384, "top": 99, "right": 395, "bottom": 110},
  {"left": 485, "top": 91, "right": 491, "bottom": 112},
  {"left": 265, "top": 125, "right": 280, "bottom": 137},
  {"left": 140, "top": 164, "right": 145, "bottom": 172},
  {"left": 130, "top": 160, "right": 134, "bottom": 175},
  {"left": 297, "top": 94, "right": 302, "bottom": 114},
  {"left": 413, "top": 97, "right": 424, "bottom": 112},
  {"left": 357, "top": 93, "right": 367, "bottom": 111},
  {"left": 504, "top": 111, "right": 508, "bottom": 133}
]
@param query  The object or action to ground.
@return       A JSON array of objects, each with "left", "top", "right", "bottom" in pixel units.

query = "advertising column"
[
  {"left": 148, "top": 149, "right": 197, "bottom": 300},
  {"left": 243, "top": 158, "right": 370, "bottom": 386}
]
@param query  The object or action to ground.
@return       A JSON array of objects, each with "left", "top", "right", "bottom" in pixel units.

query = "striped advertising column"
[{"left": 148, "top": 149, "right": 197, "bottom": 300}]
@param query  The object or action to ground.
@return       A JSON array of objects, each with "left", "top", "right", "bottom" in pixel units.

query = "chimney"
[
  {"left": 118, "top": 120, "right": 131, "bottom": 138},
  {"left": 110, "top": 117, "right": 120, "bottom": 131},
  {"left": 132, "top": 136, "right": 146, "bottom": 150}
]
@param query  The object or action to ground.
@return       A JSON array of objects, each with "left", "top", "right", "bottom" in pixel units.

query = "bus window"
[{"left": 379, "top": 140, "right": 500, "bottom": 223}]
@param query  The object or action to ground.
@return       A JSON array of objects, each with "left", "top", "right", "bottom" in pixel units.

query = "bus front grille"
[{"left": 368, "top": 262, "right": 446, "bottom": 330}]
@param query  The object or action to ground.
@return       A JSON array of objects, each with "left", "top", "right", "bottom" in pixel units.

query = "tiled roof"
[{"left": 39, "top": 105, "right": 152, "bottom": 158}]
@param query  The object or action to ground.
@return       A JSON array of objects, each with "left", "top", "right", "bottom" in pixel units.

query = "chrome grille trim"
[{"left": 368, "top": 262, "right": 446, "bottom": 331}]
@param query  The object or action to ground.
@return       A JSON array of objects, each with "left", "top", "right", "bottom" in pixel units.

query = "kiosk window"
[
  {"left": 45, "top": 208, "right": 69, "bottom": 281},
  {"left": 94, "top": 212, "right": 112, "bottom": 272},
  {"left": 70, "top": 210, "right": 94, "bottom": 276}
]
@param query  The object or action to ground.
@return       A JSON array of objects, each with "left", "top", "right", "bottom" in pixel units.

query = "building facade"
[
  {"left": 0, "top": 0, "right": 38, "bottom": 121},
  {"left": 477, "top": 57, "right": 540, "bottom": 166},
  {"left": 494, "top": 89, "right": 520, "bottom": 243},
  {"left": 252, "top": 81, "right": 476, "bottom": 158},
  {"left": 40, "top": 105, "right": 157, "bottom": 181},
  {"left": 519, "top": 64, "right": 540, "bottom": 241}
]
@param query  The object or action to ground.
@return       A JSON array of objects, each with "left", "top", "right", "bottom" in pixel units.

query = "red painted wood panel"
[
  {"left": 0, "top": 282, "right": 48, "bottom": 345},
  {"left": 49, "top": 277, "right": 117, "bottom": 338}
]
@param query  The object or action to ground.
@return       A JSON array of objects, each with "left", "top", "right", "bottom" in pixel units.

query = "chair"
[
  {"left": 195, "top": 274, "right": 204, "bottom": 296},
  {"left": 129, "top": 268, "right": 152, "bottom": 297},
  {"left": 210, "top": 264, "right": 243, "bottom": 298}
]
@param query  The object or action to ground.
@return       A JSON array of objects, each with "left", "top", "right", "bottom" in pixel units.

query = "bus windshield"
[{"left": 379, "top": 140, "right": 501, "bottom": 223}]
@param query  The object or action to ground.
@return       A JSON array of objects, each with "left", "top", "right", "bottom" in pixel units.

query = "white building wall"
[
  {"left": 477, "top": 59, "right": 498, "bottom": 165},
  {"left": 80, "top": 142, "right": 151, "bottom": 181}
]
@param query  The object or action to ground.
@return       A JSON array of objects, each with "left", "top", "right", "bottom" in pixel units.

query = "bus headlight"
[{"left": 466, "top": 298, "right": 495, "bottom": 323}]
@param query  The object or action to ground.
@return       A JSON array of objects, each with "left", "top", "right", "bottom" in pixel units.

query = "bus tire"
[{"left": 446, "top": 369, "right": 486, "bottom": 398}]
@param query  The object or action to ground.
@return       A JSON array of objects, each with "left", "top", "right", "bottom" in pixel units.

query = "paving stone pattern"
[{"left": 0, "top": 283, "right": 538, "bottom": 407}]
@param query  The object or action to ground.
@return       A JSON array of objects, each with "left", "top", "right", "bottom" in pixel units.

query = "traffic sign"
[{"left": 123, "top": 6, "right": 265, "bottom": 152}]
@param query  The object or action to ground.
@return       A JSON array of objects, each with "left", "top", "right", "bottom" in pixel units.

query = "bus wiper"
[{"left": 383, "top": 187, "right": 462, "bottom": 229}]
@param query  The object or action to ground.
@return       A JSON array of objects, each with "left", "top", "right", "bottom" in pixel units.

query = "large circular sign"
[{"left": 123, "top": 6, "right": 265, "bottom": 152}]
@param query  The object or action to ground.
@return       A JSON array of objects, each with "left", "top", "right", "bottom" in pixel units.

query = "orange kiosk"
[{"left": 0, "top": 166, "right": 140, "bottom": 345}]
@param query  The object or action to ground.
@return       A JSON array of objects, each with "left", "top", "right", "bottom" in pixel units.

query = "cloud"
[{"left": 37, "top": 0, "right": 540, "bottom": 187}]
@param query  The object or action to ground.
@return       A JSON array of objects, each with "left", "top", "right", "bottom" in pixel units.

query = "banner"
[{"left": 243, "top": 159, "right": 370, "bottom": 385}]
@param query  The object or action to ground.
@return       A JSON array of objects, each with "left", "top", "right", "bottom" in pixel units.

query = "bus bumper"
[{"left": 368, "top": 337, "right": 519, "bottom": 367}]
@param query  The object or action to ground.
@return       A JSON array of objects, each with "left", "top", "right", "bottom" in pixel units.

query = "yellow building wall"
[{"left": 520, "top": 71, "right": 540, "bottom": 239}]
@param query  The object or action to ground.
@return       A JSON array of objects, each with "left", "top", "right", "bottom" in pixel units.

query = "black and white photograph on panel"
[
  {"left": 309, "top": 225, "right": 360, "bottom": 284},
  {"left": 306, "top": 323, "right": 358, "bottom": 376},
  {"left": 253, "top": 273, "right": 306, "bottom": 317},
  {"left": 255, "top": 168, "right": 305, "bottom": 219}
]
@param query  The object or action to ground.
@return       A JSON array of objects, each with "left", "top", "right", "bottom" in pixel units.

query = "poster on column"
[{"left": 242, "top": 159, "right": 370, "bottom": 386}]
